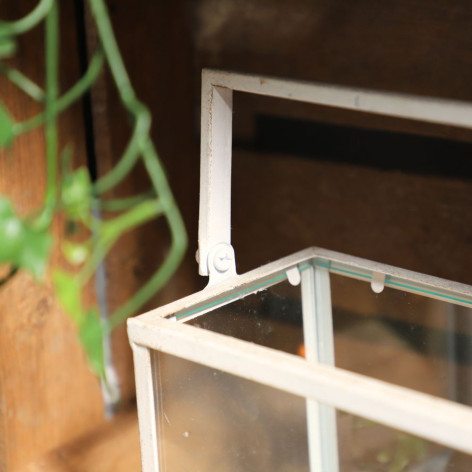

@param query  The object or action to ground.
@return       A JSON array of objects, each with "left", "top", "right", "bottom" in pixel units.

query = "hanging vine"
[{"left": 0, "top": 0, "right": 187, "bottom": 383}]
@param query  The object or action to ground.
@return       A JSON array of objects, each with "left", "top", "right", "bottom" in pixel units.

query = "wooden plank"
[
  {"left": 231, "top": 149, "right": 472, "bottom": 284},
  {"left": 0, "top": 2, "right": 104, "bottom": 469},
  {"left": 20, "top": 409, "right": 140, "bottom": 472},
  {"left": 195, "top": 0, "right": 472, "bottom": 142},
  {"left": 84, "top": 0, "right": 200, "bottom": 404}
]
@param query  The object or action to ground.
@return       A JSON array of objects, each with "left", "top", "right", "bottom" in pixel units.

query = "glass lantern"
[{"left": 128, "top": 70, "right": 472, "bottom": 471}]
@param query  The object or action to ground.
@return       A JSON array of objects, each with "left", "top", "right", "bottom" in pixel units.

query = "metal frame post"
[{"left": 301, "top": 265, "right": 339, "bottom": 471}]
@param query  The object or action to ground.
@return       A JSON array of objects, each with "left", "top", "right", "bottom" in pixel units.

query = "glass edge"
[{"left": 172, "top": 257, "right": 472, "bottom": 322}]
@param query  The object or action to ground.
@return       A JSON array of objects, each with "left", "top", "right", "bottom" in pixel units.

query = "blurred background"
[{"left": 1, "top": 0, "right": 472, "bottom": 469}]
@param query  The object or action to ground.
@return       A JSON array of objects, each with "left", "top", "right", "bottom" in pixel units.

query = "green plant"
[
  {"left": 0, "top": 0, "right": 187, "bottom": 384},
  {"left": 352, "top": 417, "right": 430, "bottom": 471}
]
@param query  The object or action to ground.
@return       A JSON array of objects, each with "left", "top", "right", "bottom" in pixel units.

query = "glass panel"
[
  {"left": 315, "top": 258, "right": 472, "bottom": 308},
  {"left": 177, "top": 254, "right": 472, "bottom": 409},
  {"left": 330, "top": 272, "right": 472, "bottom": 405},
  {"left": 188, "top": 279, "right": 304, "bottom": 355},
  {"left": 337, "top": 411, "right": 472, "bottom": 471},
  {"left": 153, "top": 351, "right": 472, "bottom": 471},
  {"left": 154, "top": 351, "right": 309, "bottom": 472}
]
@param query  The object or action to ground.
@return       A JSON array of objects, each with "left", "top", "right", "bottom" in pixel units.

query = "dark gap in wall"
[
  {"left": 235, "top": 115, "right": 472, "bottom": 180},
  {"left": 73, "top": 0, "right": 98, "bottom": 182}
]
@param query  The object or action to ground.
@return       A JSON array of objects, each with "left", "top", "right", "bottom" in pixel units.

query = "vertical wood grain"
[
  {"left": 85, "top": 0, "right": 200, "bottom": 405},
  {"left": 0, "top": 2, "right": 104, "bottom": 469}
]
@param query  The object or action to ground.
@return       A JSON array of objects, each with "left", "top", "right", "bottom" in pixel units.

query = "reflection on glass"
[
  {"left": 154, "top": 351, "right": 309, "bottom": 472},
  {"left": 330, "top": 273, "right": 472, "bottom": 405},
  {"left": 338, "top": 411, "right": 471, "bottom": 471},
  {"left": 188, "top": 280, "right": 304, "bottom": 356},
  {"left": 183, "top": 261, "right": 472, "bottom": 407},
  {"left": 154, "top": 352, "right": 472, "bottom": 471}
]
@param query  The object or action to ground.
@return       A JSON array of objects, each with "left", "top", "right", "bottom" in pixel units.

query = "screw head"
[{"left": 213, "top": 248, "right": 232, "bottom": 272}]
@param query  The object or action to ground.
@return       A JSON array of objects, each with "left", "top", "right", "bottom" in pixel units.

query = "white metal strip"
[
  {"left": 198, "top": 70, "right": 472, "bottom": 279},
  {"left": 131, "top": 343, "right": 161, "bottom": 471},
  {"left": 301, "top": 265, "right": 323, "bottom": 472},
  {"left": 301, "top": 266, "right": 339, "bottom": 472},
  {"left": 129, "top": 318, "right": 472, "bottom": 456},
  {"left": 313, "top": 266, "right": 336, "bottom": 365},
  {"left": 199, "top": 74, "right": 233, "bottom": 276},
  {"left": 138, "top": 248, "right": 472, "bottom": 324},
  {"left": 204, "top": 69, "right": 472, "bottom": 130},
  {"left": 313, "top": 266, "right": 339, "bottom": 471}
]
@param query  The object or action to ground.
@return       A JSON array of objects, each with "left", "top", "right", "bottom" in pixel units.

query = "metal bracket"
[{"left": 207, "top": 243, "right": 237, "bottom": 285}]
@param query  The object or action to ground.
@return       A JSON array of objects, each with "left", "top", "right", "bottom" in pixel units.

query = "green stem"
[
  {"left": 93, "top": 101, "right": 150, "bottom": 195},
  {"left": 88, "top": 0, "right": 187, "bottom": 327},
  {"left": 106, "top": 234, "right": 185, "bottom": 331},
  {"left": 40, "top": 0, "right": 59, "bottom": 228},
  {"left": 78, "top": 237, "right": 112, "bottom": 286},
  {"left": 92, "top": 189, "right": 155, "bottom": 212},
  {"left": 0, "top": 38, "right": 17, "bottom": 58},
  {"left": 0, "top": 0, "right": 54, "bottom": 37},
  {"left": 142, "top": 138, "right": 187, "bottom": 256},
  {"left": 87, "top": 0, "right": 134, "bottom": 103},
  {"left": 106, "top": 139, "right": 187, "bottom": 330},
  {"left": 89, "top": 0, "right": 153, "bottom": 195},
  {"left": 100, "top": 199, "right": 164, "bottom": 242},
  {"left": 80, "top": 199, "right": 164, "bottom": 283},
  {"left": 14, "top": 48, "right": 104, "bottom": 135},
  {"left": 141, "top": 138, "right": 188, "bottom": 255},
  {"left": 0, "top": 62, "right": 44, "bottom": 101}
]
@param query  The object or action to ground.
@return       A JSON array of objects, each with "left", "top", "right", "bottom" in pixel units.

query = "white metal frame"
[
  {"left": 129, "top": 248, "right": 472, "bottom": 470},
  {"left": 130, "top": 70, "right": 472, "bottom": 471},
  {"left": 198, "top": 69, "right": 472, "bottom": 281},
  {"left": 302, "top": 265, "right": 338, "bottom": 471}
]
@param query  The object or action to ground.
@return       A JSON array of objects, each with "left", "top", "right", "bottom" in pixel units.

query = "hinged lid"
[{"left": 198, "top": 69, "right": 472, "bottom": 285}]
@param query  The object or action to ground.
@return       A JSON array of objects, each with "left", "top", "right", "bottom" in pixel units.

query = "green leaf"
[
  {"left": 18, "top": 227, "right": 51, "bottom": 279},
  {"left": 0, "top": 197, "right": 51, "bottom": 278},
  {"left": 0, "top": 198, "right": 23, "bottom": 258},
  {"left": 79, "top": 309, "right": 105, "bottom": 378},
  {"left": 53, "top": 271, "right": 105, "bottom": 378},
  {"left": 62, "top": 241, "right": 89, "bottom": 265},
  {"left": 61, "top": 167, "right": 92, "bottom": 222},
  {"left": 52, "top": 270, "right": 83, "bottom": 325},
  {"left": 0, "top": 100, "right": 15, "bottom": 147}
]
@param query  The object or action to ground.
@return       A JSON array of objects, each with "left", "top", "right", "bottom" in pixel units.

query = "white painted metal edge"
[
  {"left": 302, "top": 266, "right": 339, "bottom": 471},
  {"left": 204, "top": 68, "right": 472, "bottom": 129},
  {"left": 136, "top": 248, "right": 315, "bottom": 322},
  {"left": 130, "top": 246, "right": 472, "bottom": 326},
  {"left": 129, "top": 317, "right": 472, "bottom": 456},
  {"left": 198, "top": 68, "right": 472, "bottom": 278},
  {"left": 131, "top": 343, "right": 160, "bottom": 470},
  {"left": 198, "top": 73, "right": 233, "bottom": 277}
]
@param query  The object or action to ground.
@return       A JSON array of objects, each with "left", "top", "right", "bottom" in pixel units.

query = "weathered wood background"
[{"left": 1, "top": 0, "right": 471, "bottom": 469}]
